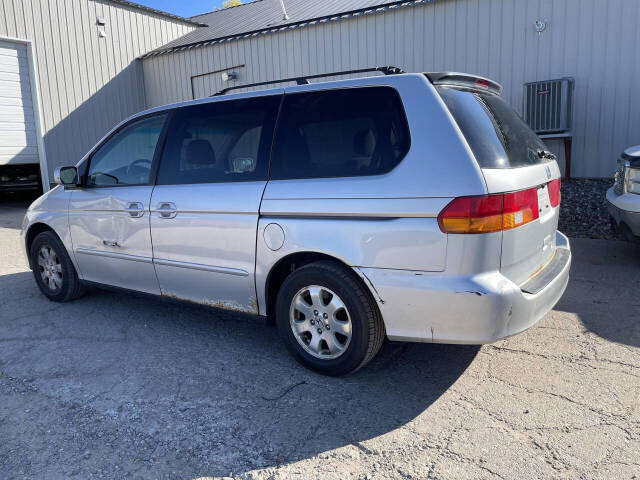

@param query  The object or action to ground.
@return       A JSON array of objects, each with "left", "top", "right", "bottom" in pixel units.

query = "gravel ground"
[
  {"left": 558, "top": 178, "right": 619, "bottom": 240},
  {"left": 1, "top": 200, "right": 639, "bottom": 480}
]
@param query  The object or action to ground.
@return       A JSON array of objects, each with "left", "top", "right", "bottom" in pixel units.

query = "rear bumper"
[
  {"left": 606, "top": 187, "right": 640, "bottom": 237},
  {"left": 357, "top": 231, "right": 571, "bottom": 344}
]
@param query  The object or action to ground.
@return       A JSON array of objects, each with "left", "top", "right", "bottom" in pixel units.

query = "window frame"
[
  {"left": 81, "top": 111, "right": 172, "bottom": 189},
  {"left": 268, "top": 85, "right": 412, "bottom": 181},
  {"left": 154, "top": 94, "right": 284, "bottom": 186}
]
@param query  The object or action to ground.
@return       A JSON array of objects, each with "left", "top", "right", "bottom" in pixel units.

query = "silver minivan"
[{"left": 21, "top": 70, "right": 571, "bottom": 375}]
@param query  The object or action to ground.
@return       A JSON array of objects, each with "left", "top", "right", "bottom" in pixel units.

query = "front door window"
[{"left": 87, "top": 115, "right": 167, "bottom": 186}]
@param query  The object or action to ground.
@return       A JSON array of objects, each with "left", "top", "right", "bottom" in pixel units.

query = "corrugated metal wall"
[
  {"left": 0, "top": 0, "right": 194, "bottom": 178},
  {"left": 142, "top": 0, "right": 640, "bottom": 178}
]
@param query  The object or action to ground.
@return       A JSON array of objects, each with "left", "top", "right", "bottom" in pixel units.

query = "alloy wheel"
[
  {"left": 38, "top": 245, "right": 63, "bottom": 291},
  {"left": 289, "top": 285, "right": 352, "bottom": 360}
]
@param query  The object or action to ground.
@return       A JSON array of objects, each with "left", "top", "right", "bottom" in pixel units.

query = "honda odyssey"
[{"left": 21, "top": 69, "right": 571, "bottom": 375}]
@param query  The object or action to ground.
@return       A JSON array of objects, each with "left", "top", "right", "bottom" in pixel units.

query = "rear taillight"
[
  {"left": 502, "top": 188, "right": 539, "bottom": 230},
  {"left": 437, "top": 194, "right": 503, "bottom": 234},
  {"left": 438, "top": 188, "right": 540, "bottom": 234},
  {"left": 547, "top": 178, "right": 561, "bottom": 207}
]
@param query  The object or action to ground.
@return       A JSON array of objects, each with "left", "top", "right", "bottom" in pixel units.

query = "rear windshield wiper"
[{"left": 537, "top": 150, "right": 557, "bottom": 160}]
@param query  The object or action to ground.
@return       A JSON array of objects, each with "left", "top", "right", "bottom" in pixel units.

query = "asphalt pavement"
[{"left": 1, "top": 196, "right": 638, "bottom": 479}]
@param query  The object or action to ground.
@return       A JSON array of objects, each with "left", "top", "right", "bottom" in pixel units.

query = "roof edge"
[
  {"left": 105, "top": 0, "right": 208, "bottom": 27},
  {"left": 142, "top": 0, "right": 434, "bottom": 59}
]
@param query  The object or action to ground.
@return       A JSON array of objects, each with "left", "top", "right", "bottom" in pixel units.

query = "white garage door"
[{"left": 0, "top": 40, "right": 39, "bottom": 166}]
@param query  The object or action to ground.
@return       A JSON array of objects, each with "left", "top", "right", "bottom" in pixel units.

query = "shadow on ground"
[
  {"left": 0, "top": 270, "right": 479, "bottom": 478},
  {"left": 555, "top": 237, "right": 640, "bottom": 347}
]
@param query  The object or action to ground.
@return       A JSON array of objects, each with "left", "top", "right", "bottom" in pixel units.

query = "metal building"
[
  {"left": 142, "top": 0, "right": 640, "bottom": 179},
  {"left": 0, "top": 0, "right": 198, "bottom": 187},
  {"left": 2, "top": 0, "right": 639, "bottom": 182}
]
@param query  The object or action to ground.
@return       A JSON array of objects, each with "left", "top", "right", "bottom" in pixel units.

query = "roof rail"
[{"left": 211, "top": 66, "right": 405, "bottom": 96}]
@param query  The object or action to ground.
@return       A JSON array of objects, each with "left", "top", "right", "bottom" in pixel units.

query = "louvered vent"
[{"left": 523, "top": 78, "right": 574, "bottom": 134}]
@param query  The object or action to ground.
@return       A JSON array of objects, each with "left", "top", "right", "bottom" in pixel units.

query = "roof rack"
[{"left": 211, "top": 66, "right": 405, "bottom": 96}]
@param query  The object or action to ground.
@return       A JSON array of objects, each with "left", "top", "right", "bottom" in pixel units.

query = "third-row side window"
[{"left": 270, "top": 86, "right": 411, "bottom": 180}]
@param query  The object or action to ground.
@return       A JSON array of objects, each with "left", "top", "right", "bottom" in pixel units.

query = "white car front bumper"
[{"left": 606, "top": 186, "right": 640, "bottom": 238}]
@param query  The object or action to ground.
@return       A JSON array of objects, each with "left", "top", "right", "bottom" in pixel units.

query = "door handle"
[
  {"left": 103, "top": 240, "right": 120, "bottom": 247},
  {"left": 125, "top": 202, "right": 145, "bottom": 218},
  {"left": 156, "top": 202, "right": 177, "bottom": 219}
]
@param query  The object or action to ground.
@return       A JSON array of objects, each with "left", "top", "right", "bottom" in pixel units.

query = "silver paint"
[
  {"left": 20, "top": 186, "right": 77, "bottom": 271},
  {"left": 361, "top": 232, "right": 571, "bottom": 343},
  {"left": 22, "top": 73, "right": 571, "bottom": 345},
  {"left": 74, "top": 248, "right": 153, "bottom": 264},
  {"left": 68, "top": 185, "right": 160, "bottom": 294},
  {"left": 149, "top": 181, "right": 268, "bottom": 314},
  {"left": 152, "top": 258, "right": 248, "bottom": 277},
  {"left": 483, "top": 163, "right": 562, "bottom": 286},
  {"left": 265, "top": 75, "right": 487, "bottom": 200},
  {"left": 263, "top": 223, "right": 285, "bottom": 251}
]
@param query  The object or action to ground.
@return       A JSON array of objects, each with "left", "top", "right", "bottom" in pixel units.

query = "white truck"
[{"left": 607, "top": 145, "right": 640, "bottom": 242}]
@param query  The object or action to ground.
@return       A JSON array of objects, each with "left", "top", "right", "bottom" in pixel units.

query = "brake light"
[
  {"left": 475, "top": 79, "right": 490, "bottom": 89},
  {"left": 547, "top": 178, "right": 561, "bottom": 207},
  {"left": 438, "top": 188, "right": 539, "bottom": 234},
  {"left": 437, "top": 194, "right": 503, "bottom": 233},
  {"left": 502, "top": 188, "right": 539, "bottom": 230}
]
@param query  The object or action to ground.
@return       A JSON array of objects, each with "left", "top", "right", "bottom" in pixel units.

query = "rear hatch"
[{"left": 433, "top": 74, "right": 561, "bottom": 286}]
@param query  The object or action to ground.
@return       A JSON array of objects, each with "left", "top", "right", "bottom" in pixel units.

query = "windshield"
[{"left": 437, "top": 87, "right": 550, "bottom": 169}]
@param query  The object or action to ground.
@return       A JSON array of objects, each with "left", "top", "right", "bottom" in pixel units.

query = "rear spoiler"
[{"left": 424, "top": 72, "right": 503, "bottom": 95}]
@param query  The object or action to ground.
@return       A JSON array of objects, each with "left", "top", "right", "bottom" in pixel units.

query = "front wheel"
[
  {"left": 275, "top": 261, "right": 385, "bottom": 375},
  {"left": 30, "top": 231, "right": 85, "bottom": 302}
]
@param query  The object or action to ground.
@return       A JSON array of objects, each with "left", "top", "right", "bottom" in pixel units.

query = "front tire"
[
  {"left": 30, "top": 231, "right": 84, "bottom": 302},
  {"left": 276, "top": 261, "right": 385, "bottom": 375}
]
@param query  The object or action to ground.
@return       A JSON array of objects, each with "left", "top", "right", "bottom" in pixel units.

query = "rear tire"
[
  {"left": 30, "top": 231, "right": 85, "bottom": 302},
  {"left": 275, "top": 261, "right": 385, "bottom": 375}
]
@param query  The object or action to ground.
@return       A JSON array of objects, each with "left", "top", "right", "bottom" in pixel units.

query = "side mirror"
[{"left": 54, "top": 166, "right": 78, "bottom": 186}]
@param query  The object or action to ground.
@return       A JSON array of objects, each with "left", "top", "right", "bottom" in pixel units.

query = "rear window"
[
  {"left": 270, "top": 86, "right": 410, "bottom": 180},
  {"left": 437, "top": 87, "right": 549, "bottom": 169}
]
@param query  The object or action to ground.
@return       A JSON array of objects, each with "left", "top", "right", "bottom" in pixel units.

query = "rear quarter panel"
[
  {"left": 254, "top": 210, "right": 448, "bottom": 316},
  {"left": 256, "top": 74, "right": 490, "bottom": 316}
]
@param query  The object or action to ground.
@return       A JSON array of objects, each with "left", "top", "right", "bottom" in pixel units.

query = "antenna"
[{"left": 278, "top": 0, "right": 290, "bottom": 20}]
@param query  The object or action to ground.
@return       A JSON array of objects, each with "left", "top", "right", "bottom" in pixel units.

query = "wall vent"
[{"left": 523, "top": 78, "right": 574, "bottom": 134}]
